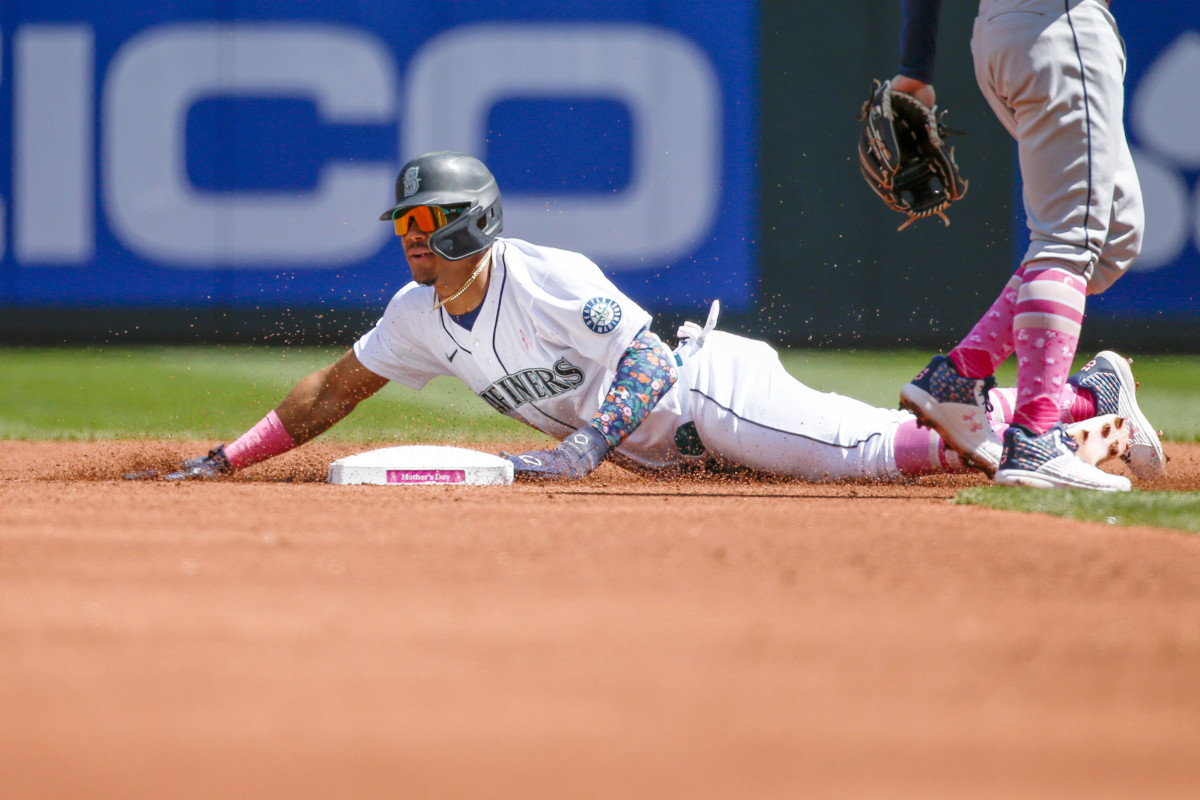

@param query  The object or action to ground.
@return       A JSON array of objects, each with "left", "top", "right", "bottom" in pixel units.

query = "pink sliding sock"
[
  {"left": 986, "top": 384, "right": 1095, "bottom": 426},
  {"left": 224, "top": 410, "right": 298, "bottom": 470},
  {"left": 893, "top": 419, "right": 968, "bottom": 476}
]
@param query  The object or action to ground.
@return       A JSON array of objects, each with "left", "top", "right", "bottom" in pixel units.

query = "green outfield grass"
[
  {"left": 956, "top": 487, "right": 1200, "bottom": 534},
  {"left": 2, "top": 345, "right": 1197, "bottom": 443},
  {"left": 0, "top": 346, "right": 531, "bottom": 444},
  {"left": 2, "top": 345, "right": 1198, "bottom": 534}
]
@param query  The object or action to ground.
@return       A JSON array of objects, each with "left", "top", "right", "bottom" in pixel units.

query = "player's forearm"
[
  {"left": 270, "top": 350, "right": 388, "bottom": 446},
  {"left": 214, "top": 376, "right": 338, "bottom": 473},
  {"left": 273, "top": 368, "right": 360, "bottom": 445},
  {"left": 589, "top": 328, "right": 678, "bottom": 448},
  {"left": 504, "top": 329, "right": 676, "bottom": 481}
]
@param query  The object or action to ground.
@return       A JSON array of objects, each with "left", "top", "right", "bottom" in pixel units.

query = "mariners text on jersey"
[{"left": 478, "top": 358, "right": 585, "bottom": 414}]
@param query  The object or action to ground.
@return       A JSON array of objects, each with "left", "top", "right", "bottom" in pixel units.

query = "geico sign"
[{"left": 8, "top": 22, "right": 720, "bottom": 269}]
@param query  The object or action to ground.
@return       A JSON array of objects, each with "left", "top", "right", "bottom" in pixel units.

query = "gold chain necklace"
[{"left": 432, "top": 251, "right": 491, "bottom": 311}]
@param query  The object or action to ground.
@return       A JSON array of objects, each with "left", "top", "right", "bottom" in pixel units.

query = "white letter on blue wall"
[
  {"left": 16, "top": 25, "right": 94, "bottom": 264},
  {"left": 404, "top": 24, "right": 721, "bottom": 268},
  {"left": 102, "top": 23, "right": 396, "bottom": 266}
]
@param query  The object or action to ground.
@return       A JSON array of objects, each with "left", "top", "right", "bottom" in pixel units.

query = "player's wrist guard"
[
  {"left": 559, "top": 425, "right": 610, "bottom": 473},
  {"left": 504, "top": 425, "right": 610, "bottom": 481}
]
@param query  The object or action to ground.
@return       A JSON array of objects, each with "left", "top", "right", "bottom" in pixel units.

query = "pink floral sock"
[
  {"left": 948, "top": 267, "right": 1024, "bottom": 379},
  {"left": 224, "top": 409, "right": 298, "bottom": 470},
  {"left": 1011, "top": 264, "right": 1086, "bottom": 434},
  {"left": 1066, "top": 386, "right": 1097, "bottom": 422},
  {"left": 986, "top": 384, "right": 1094, "bottom": 426}
]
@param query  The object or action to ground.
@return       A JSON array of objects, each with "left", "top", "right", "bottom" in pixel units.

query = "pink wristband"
[{"left": 224, "top": 410, "right": 298, "bottom": 470}]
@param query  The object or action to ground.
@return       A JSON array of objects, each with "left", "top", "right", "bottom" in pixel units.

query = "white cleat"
[
  {"left": 900, "top": 354, "right": 1003, "bottom": 476},
  {"left": 994, "top": 423, "right": 1132, "bottom": 492},
  {"left": 1068, "top": 351, "right": 1166, "bottom": 480}
]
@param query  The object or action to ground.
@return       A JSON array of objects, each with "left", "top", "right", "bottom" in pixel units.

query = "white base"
[{"left": 327, "top": 445, "right": 514, "bottom": 486}]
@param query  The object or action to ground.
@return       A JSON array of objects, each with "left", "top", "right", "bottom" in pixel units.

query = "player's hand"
[
  {"left": 502, "top": 426, "right": 610, "bottom": 481},
  {"left": 889, "top": 74, "right": 936, "bottom": 108},
  {"left": 164, "top": 445, "right": 234, "bottom": 481}
]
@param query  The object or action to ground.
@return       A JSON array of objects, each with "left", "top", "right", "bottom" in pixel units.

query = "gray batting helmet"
[{"left": 380, "top": 151, "right": 503, "bottom": 260}]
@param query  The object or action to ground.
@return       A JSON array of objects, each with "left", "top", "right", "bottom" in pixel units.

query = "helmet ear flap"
[
  {"left": 381, "top": 151, "right": 503, "bottom": 260},
  {"left": 429, "top": 196, "right": 502, "bottom": 260},
  {"left": 480, "top": 198, "right": 502, "bottom": 235}
]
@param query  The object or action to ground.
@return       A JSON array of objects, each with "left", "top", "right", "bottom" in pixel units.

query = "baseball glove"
[{"left": 857, "top": 79, "right": 967, "bottom": 230}]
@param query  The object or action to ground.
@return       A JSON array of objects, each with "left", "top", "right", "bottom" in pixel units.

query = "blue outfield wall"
[
  {"left": 1, "top": 2, "right": 1197, "bottom": 347},
  {"left": 0, "top": 1, "right": 756, "bottom": 320},
  {"left": 1086, "top": 11, "right": 1200, "bottom": 322}
]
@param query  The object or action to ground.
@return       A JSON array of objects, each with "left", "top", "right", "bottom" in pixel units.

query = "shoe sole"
[
  {"left": 1064, "top": 414, "right": 1131, "bottom": 466},
  {"left": 1092, "top": 351, "right": 1166, "bottom": 479},
  {"left": 994, "top": 467, "right": 1132, "bottom": 492},
  {"left": 900, "top": 383, "right": 1001, "bottom": 476}
]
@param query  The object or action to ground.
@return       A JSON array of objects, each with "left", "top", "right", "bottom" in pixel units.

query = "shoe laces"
[
  {"left": 976, "top": 375, "right": 996, "bottom": 414},
  {"left": 1054, "top": 425, "right": 1079, "bottom": 454}
]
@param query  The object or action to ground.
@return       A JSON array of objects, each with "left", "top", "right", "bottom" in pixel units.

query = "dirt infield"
[{"left": 3, "top": 439, "right": 1200, "bottom": 800}]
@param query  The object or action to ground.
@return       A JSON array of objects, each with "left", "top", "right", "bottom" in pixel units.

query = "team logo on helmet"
[
  {"left": 582, "top": 297, "right": 622, "bottom": 335},
  {"left": 403, "top": 166, "right": 421, "bottom": 198}
]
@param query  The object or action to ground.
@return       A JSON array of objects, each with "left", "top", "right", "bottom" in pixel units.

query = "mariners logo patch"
[
  {"left": 582, "top": 297, "right": 622, "bottom": 335},
  {"left": 403, "top": 167, "right": 420, "bottom": 198}
]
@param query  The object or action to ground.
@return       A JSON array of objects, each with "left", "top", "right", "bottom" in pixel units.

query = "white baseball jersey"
[
  {"left": 355, "top": 236, "right": 914, "bottom": 481},
  {"left": 354, "top": 237, "right": 690, "bottom": 470}
]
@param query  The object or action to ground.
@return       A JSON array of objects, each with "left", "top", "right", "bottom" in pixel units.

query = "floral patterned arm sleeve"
[{"left": 588, "top": 328, "right": 678, "bottom": 448}]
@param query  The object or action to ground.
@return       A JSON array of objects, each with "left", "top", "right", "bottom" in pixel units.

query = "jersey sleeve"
[
  {"left": 352, "top": 284, "right": 447, "bottom": 391},
  {"left": 507, "top": 240, "right": 653, "bottom": 374}
]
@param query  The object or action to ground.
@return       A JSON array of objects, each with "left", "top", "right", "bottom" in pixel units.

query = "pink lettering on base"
[{"left": 386, "top": 469, "right": 467, "bottom": 484}]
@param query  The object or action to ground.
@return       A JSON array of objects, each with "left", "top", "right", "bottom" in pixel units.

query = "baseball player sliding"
[
  {"left": 139, "top": 152, "right": 1157, "bottom": 487},
  {"left": 880, "top": 0, "right": 1160, "bottom": 490}
]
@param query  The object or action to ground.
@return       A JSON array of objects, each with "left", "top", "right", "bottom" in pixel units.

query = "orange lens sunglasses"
[{"left": 392, "top": 205, "right": 464, "bottom": 235}]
